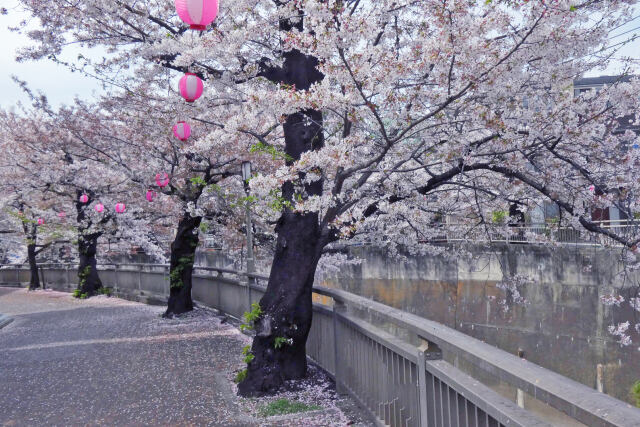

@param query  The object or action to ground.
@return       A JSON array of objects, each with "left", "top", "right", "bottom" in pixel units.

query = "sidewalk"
[{"left": 0, "top": 287, "right": 370, "bottom": 426}]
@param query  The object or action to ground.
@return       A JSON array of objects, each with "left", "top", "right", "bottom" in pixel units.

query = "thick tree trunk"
[
  {"left": 27, "top": 243, "right": 40, "bottom": 290},
  {"left": 238, "top": 211, "right": 323, "bottom": 396},
  {"left": 239, "top": 39, "right": 325, "bottom": 394},
  {"left": 77, "top": 234, "right": 102, "bottom": 295},
  {"left": 164, "top": 213, "right": 202, "bottom": 318},
  {"left": 75, "top": 190, "right": 103, "bottom": 296}
]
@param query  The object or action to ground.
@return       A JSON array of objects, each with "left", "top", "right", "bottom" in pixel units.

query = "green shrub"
[
  {"left": 168, "top": 255, "right": 195, "bottom": 289},
  {"left": 491, "top": 211, "right": 507, "bottom": 223},
  {"left": 631, "top": 380, "right": 640, "bottom": 408},
  {"left": 78, "top": 265, "right": 92, "bottom": 289},
  {"left": 97, "top": 287, "right": 112, "bottom": 296},
  {"left": 72, "top": 289, "right": 88, "bottom": 299},
  {"left": 258, "top": 399, "right": 321, "bottom": 417},
  {"left": 241, "top": 345, "right": 254, "bottom": 364},
  {"left": 274, "top": 336, "right": 293, "bottom": 349},
  {"left": 240, "top": 303, "right": 262, "bottom": 331},
  {"left": 234, "top": 369, "right": 247, "bottom": 384}
]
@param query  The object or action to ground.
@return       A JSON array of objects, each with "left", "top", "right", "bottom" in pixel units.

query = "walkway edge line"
[{"left": 0, "top": 314, "right": 13, "bottom": 330}]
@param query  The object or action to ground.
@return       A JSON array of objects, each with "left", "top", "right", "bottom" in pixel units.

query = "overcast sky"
[
  {"left": 1, "top": 2, "right": 639, "bottom": 110},
  {"left": 0, "top": 1, "right": 102, "bottom": 110}
]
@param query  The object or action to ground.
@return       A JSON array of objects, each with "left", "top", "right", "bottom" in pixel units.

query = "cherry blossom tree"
[
  {"left": 0, "top": 192, "right": 68, "bottom": 290},
  {"left": 0, "top": 111, "right": 79, "bottom": 289},
  {"left": 9, "top": 0, "right": 640, "bottom": 395},
  {"left": 97, "top": 90, "right": 247, "bottom": 316},
  {"left": 4, "top": 76, "right": 255, "bottom": 313},
  {"left": 0, "top": 104, "right": 166, "bottom": 295},
  {"left": 29, "top": 80, "right": 257, "bottom": 314}
]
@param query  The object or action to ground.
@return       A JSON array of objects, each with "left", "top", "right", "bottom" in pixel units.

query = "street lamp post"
[
  {"left": 241, "top": 161, "right": 255, "bottom": 276},
  {"left": 242, "top": 161, "right": 255, "bottom": 311}
]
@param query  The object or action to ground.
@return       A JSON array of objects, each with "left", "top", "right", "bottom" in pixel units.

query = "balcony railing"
[{"left": 426, "top": 220, "right": 639, "bottom": 247}]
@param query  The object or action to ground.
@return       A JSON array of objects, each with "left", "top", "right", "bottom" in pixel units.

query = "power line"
[
  {"left": 609, "top": 24, "right": 640, "bottom": 40},
  {"left": 608, "top": 14, "right": 640, "bottom": 34},
  {"left": 572, "top": 34, "right": 640, "bottom": 61}
]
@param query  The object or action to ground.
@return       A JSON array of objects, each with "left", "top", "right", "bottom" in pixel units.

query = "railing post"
[
  {"left": 417, "top": 341, "right": 429, "bottom": 427},
  {"left": 516, "top": 348, "right": 525, "bottom": 408},
  {"left": 114, "top": 264, "right": 119, "bottom": 294},
  {"left": 417, "top": 338, "right": 442, "bottom": 427},
  {"left": 163, "top": 266, "right": 168, "bottom": 297},
  {"left": 216, "top": 270, "right": 222, "bottom": 311},
  {"left": 138, "top": 267, "right": 142, "bottom": 294},
  {"left": 333, "top": 299, "right": 346, "bottom": 395},
  {"left": 597, "top": 364, "right": 604, "bottom": 393},
  {"left": 246, "top": 274, "right": 252, "bottom": 311}
]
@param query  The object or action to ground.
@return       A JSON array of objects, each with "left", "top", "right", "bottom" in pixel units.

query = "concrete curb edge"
[{"left": 0, "top": 314, "right": 13, "bottom": 330}]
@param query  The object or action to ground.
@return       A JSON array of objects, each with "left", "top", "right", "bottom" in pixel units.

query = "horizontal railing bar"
[
  {"left": 312, "top": 286, "right": 640, "bottom": 427},
  {"left": 337, "top": 310, "right": 550, "bottom": 426},
  {"left": 337, "top": 311, "right": 418, "bottom": 363},
  {"left": 425, "top": 359, "right": 550, "bottom": 427},
  {"left": 0, "top": 263, "right": 271, "bottom": 281},
  {"left": 311, "top": 301, "right": 333, "bottom": 317}
]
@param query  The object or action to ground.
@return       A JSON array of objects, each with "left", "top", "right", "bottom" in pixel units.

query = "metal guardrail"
[{"left": 1, "top": 264, "right": 639, "bottom": 426}]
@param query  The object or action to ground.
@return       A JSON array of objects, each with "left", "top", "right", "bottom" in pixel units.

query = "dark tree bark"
[
  {"left": 27, "top": 242, "right": 40, "bottom": 290},
  {"left": 164, "top": 212, "right": 202, "bottom": 317},
  {"left": 238, "top": 9, "right": 326, "bottom": 393},
  {"left": 75, "top": 190, "right": 103, "bottom": 295},
  {"left": 238, "top": 211, "right": 324, "bottom": 396},
  {"left": 21, "top": 218, "right": 40, "bottom": 291},
  {"left": 77, "top": 232, "right": 102, "bottom": 294}
]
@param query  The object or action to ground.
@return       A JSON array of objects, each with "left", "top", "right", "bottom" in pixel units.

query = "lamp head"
[{"left": 241, "top": 161, "right": 252, "bottom": 182}]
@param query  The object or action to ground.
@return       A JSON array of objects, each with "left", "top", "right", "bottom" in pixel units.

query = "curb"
[
  {"left": 0, "top": 314, "right": 13, "bottom": 330},
  {"left": 0, "top": 283, "right": 23, "bottom": 288}
]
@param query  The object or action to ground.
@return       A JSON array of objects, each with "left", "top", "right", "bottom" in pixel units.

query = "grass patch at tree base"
[
  {"left": 258, "top": 398, "right": 321, "bottom": 417},
  {"left": 72, "top": 289, "right": 88, "bottom": 299}
]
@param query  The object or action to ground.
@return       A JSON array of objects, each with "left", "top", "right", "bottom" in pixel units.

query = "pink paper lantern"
[
  {"left": 588, "top": 185, "right": 595, "bottom": 193},
  {"left": 95, "top": 203, "right": 104, "bottom": 213},
  {"left": 37, "top": 218, "right": 44, "bottom": 226},
  {"left": 174, "top": 0, "right": 219, "bottom": 31},
  {"left": 173, "top": 121, "right": 192, "bottom": 141},
  {"left": 156, "top": 173, "right": 170, "bottom": 188},
  {"left": 115, "top": 203, "right": 126, "bottom": 214},
  {"left": 79, "top": 194, "right": 89, "bottom": 203},
  {"left": 146, "top": 190, "right": 156, "bottom": 202},
  {"left": 58, "top": 212, "right": 66, "bottom": 218},
  {"left": 179, "top": 73, "right": 204, "bottom": 103}
]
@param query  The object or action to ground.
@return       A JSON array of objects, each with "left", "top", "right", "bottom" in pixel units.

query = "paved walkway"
[{"left": 0, "top": 287, "right": 369, "bottom": 426}]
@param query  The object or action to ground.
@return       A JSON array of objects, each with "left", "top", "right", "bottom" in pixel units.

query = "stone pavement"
[{"left": 0, "top": 287, "right": 371, "bottom": 426}]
